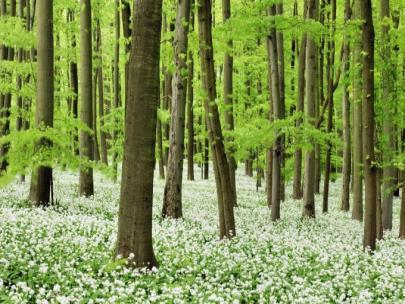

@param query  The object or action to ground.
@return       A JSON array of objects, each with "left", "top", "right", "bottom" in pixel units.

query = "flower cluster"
[{"left": 0, "top": 169, "right": 404, "bottom": 303}]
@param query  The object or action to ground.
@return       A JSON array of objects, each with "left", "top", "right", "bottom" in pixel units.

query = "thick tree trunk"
[
  {"left": 162, "top": 0, "right": 191, "bottom": 219},
  {"left": 198, "top": 0, "right": 236, "bottom": 238},
  {"left": 29, "top": 0, "right": 54, "bottom": 206},
  {"left": 302, "top": 0, "right": 318, "bottom": 218},
  {"left": 341, "top": 0, "right": 351, "bottom": 212},
  {"left": 361, "top": 0, "right": 377, "bottom": 251},
  {"left": 352, "top": 0, "right": 363, "bottom": 221},
  {"left": 222, "top": 0, "right": 237, "bottom": 206},
  {"left": 116, "top": 0, "right": 162, "bottom": 268},
  {"left": 79, "top": 0, "right": 94, "bottom": 197}
]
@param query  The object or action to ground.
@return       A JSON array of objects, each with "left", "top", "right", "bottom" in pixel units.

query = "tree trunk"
[
  {"left": 361, "top": 0, "right": 377, "bottom": 251},
  {"left": 293, "top": 2, "right": 307, "bottom": 200},
  {"left": 121, "top": 0, "right": 131, "bottom": 113},
  {"left": 186, "top": 11, "right": 195, "bottom": 181},
  {"left": 341, "top": 0, "right": 351, "bottom": 212},
  {"left": 79, "top": 0, "right": 94, "bottom": 197},
  {"left": 198, "top": 0, "right": 236, "bottom": 238},
  {"left": 276, "top": 3, "right": 286, "bottom": 202},
  {"left": 96, "top": 20, "right": 108, "bottom": 165},
  {"left": 116, "top": 0, "right": 162, "bottom": 268},
  {"left": 29, "top": 0, "right": 54, "bottom": 206},
  {"left": 222, "top": 0, "right": 237, "bottom": 206},
  {"left": 93, "top": 71, "right": 100, "bottom": 162},
  {"left": 302, "top": 0, "right": 318, "bottom": 218},
  {"left": 111, "top": 0, "right": 121, "bottom": 182},
  {"left": 352, "top": 0, "right": 363, "bottom": 221},
  {"left": 0, "top": 0, "right": 16, "bottom": 172},
  {"left": 162, "top": 0, "right": 191, "bottom": 219},
  {"left": 322, "top": 0, "right": 336, "bottom": 213},
  {"left": 156, "top": 114, "right": 165, "bottom": 179},
  {"left": 381, "top": 0, "right": 395, "bottom": 231},
  {"left": 399, "top": 130, "right": 405, "bottom": 238},
  {"left": 267, "top": 5, "right": 282, "bottom": 221}
]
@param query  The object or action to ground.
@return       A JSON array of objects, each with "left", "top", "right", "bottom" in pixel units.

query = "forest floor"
[{"left": 0, "top": 167, "right": 404, "bottom": 304}]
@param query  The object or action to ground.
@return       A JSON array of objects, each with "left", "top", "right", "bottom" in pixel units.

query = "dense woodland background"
[{"left": 0, "top": 0, "right": 405, "bottom": 301}]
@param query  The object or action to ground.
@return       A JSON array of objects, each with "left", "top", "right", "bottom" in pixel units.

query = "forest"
[{"left": 0, "top": 0, "right": 405, "bottom": 302}]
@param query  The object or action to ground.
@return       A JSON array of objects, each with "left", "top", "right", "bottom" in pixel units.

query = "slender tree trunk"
[
  {"left": 341, "top": 0, "right": 351, "bottom": 212},
  {"left": 276, "top": 3, "right": 286, "bottom": 202},
  {"left": 162, "top": 0, "right": 191, "bottom": 219},
  {"left": 302, "top": 0, "right": 318, "bottom": 218},
  {"left": 0, "top": 0, "right": 16, "bottom": 172},
  {"left": 79, "top": 0, "right": 94, "bottom": 197},
  {"left": 361, "top": 0, "right": 377, "bottom": 251},
  {"left": 204, "top": 133, "right": 209, "bottom": 179},
  {"left": 96, "top": 20, "right": 108, "bottom": 165},
  {"left": 352, "top": 0, "right": 363, "bottom": 221},
  {"left": 322, "top": 0, "right": 336, "bottom": 213},
  {"left": 29, "top": 0, "right": 54, "bottom": 206},
  {"left": 381, "top": 0, "right": 395, "bottom": 231},
  {"left": 399, "top": 130, "right": 405, "bottom": 238},
  {"left": 116, "top": 0, "right": 162, "bottom": 268},
  {"left": 93, "top": 71, "right": 100, "bottom": 162},
  {"left": 156, "top": 113, "right": 165, "bottom": 179},
  {"left": 267, "top": 5, "right": 282, "bottom": 221},
  {"left": 121, "top": 0, "right": 131, "bottom": 112},
  {"left": 222, "top": 0, "right": 237, "bottom": 206},
  {"left": 186, "top": 9, "right": 195, "bottom": 181},
  {"left": 112, "top": 0, "right": 121, "bottom": 182},
  {"left": 198, "top": 0, "right": 236, "bottom": 238},
  {"left": 293, "top": 2, "right": 307, "bottom": 200}
]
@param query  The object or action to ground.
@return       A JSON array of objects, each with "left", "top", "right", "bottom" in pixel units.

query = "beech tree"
[
  {"left": 28, "top": 0, "right": 54, "bottom": 206},
  {"left": 198, "top": 0, "right": 235, "bottom": 238},
  {"left": 79, "top": 0, "right": 94, "bottom": 197},
  {"left": 361, "top": 0, "right": 377, "bottom": 251},
  {"left": 162, "top": 0, "right": 192, "bottom": 219},
  {"left": 116, "top": 0, "right": 163, "bottom": 267},
  {"left": 302, "top": 0, "right": 318, "bottom": 218}
]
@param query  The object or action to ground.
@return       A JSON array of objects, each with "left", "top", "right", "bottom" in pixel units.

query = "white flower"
[{"left": 53, "top": 284, "right": 61, "bottom": 293}]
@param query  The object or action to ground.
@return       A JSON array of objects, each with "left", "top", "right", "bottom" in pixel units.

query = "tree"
[
  {"left": 29, "top": 0, "right": 54, "bottom": 206},
  {"left": 186, "top": 2, "right": 195, "bottom": 181},
  {"left": 95, "top": 19, "right": 108, "bottom": 165},
  {"left": 341, "top": 0, "right": 351, "bottom": 212},
  {"left": 222, "top": 0, "right": 237, "bottom": 206},
  {"left": 162, "top": 0, "right": 191, "bottom": 219},
  {"left": 116, "top": 0, "right": 163, "bottom": 268},
  {"left": 293, "top": 1, "right": 307, "bottom": 200},
  {"left": 302, "top": 0, "right": 318, "bottom": 218},
  {"left": 381, "top": 0, "right": 395, "bottom": 231},
  {"left": 197, "top": 0, "right": 236, "bottom": 238},
  {"left": 112, "top": 0, "right": 121, "bottom": 181},
  {"left": 267, "top": 4, "right": 282, "bottom": 221},
  {"left": 322, "top": 0, "right": 336, "bottom": 213},
  {"left": 79, "top": 0, "right": 94, "bottom": 197},
  {"left": 0, "top": 0, "right": 16, "bottom": 172},
  {"left": 361, "top": 0, "right": 377, "bottom": 251},
  {"left": 352, "top": 0, "right": 363, "bottom": 221}
]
